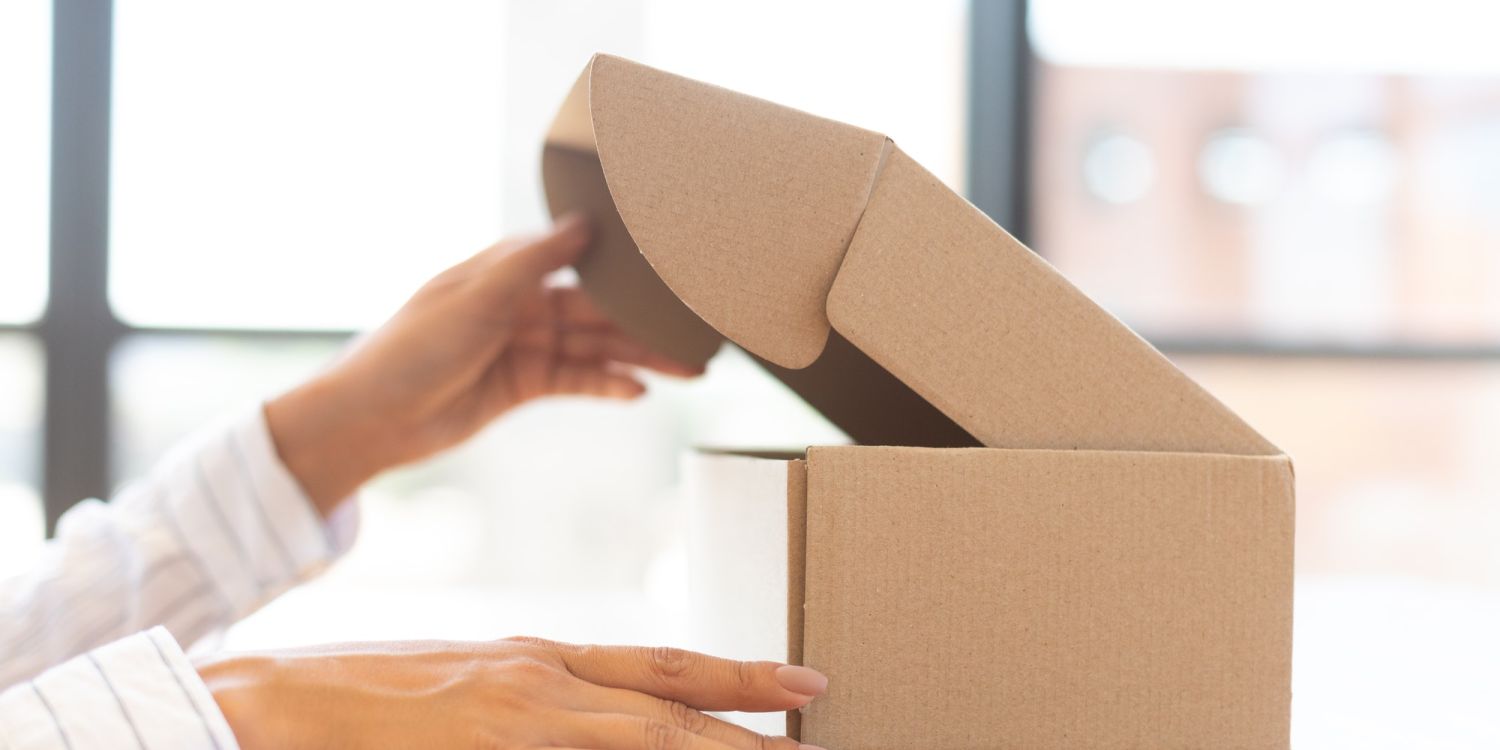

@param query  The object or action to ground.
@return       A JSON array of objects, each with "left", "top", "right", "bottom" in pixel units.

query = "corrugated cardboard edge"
[{"left": 785, "top": 458, "right": 807, "bottom": 741}]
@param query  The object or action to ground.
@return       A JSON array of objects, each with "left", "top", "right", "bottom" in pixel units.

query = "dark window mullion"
[
  {"left": 43, "top": 0, "right": 117, "bottom": 534},
  {"left": 967, "top": 0, "right": 1032, "bottom": 244}
]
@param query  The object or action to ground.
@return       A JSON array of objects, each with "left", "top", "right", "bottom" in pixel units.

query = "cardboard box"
[{"left": 542, "top": 54, "right": 1295, "bottom": 749}]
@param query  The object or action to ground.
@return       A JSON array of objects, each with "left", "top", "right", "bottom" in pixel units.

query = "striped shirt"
[{"left": 0, "top": 409, "right": 356, "bottom": 749}]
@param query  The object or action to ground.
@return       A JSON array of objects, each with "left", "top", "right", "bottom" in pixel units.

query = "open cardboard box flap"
[
  {"left": 542, "top": 53, "right": 1277, "bottom": 456},
  {"left": 543, "top": 54, "right": 1295, "bottom": 747}
]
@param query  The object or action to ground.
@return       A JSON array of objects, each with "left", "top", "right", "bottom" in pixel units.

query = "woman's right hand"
[{"left": 198, "top": 636, "right": 828, "bottom": 749}]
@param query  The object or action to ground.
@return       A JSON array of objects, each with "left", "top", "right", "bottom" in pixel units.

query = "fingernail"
[
  {"left": 800, "top": 745, "right": 827, "bottom": 750},
  {"left": 775, "top": 665, "right": 828, "bottom": 696}
]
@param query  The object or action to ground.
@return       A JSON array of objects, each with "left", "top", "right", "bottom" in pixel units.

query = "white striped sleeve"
[
  {"left": 0, "top": 627, "right": 239, "bottom": 749},
  {"left": 0, "top": 406, "right": 357, "bottom": 692}
]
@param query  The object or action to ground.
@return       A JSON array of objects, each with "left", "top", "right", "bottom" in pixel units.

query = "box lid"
[{"left": 542, "top": 54, "right": 1277, "bottom": 456}]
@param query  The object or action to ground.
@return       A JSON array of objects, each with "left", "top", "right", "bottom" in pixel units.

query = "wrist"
[
  {"left": 196, "top": 654, "right": 257, "bottom": 746},
  {"left": 196, "top": 653, "right": 295, "bottom": 750},
  {"left": 265, "top": 375, "right": 391, "bottom": 516}
]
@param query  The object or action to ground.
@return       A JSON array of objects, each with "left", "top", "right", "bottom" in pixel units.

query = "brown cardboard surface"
[
  {"left": 800, "top": 446, "right": 1295, "bottom": 748},
  {"left": 543, "top": 138, "right": 973, "bottom": 446},
  {"left": 541, "top": 53, "right": 1275, "bottom": 455},
  {"left": 573, "top": 53, "right": 888, "bottom": 369},
  {"left": 829, "top": 147, "right": 1277, "bottom": 455},
  {"left": 541, "top": 145, "right": 723, "bottom": 368},
  {"left": 544, "top": 53, "right": 1296, "bottom": 748}
]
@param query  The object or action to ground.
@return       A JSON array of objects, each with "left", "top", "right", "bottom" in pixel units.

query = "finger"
[
  {"left": 560, "top": 330, "right": 704, "bottom": 378},
  {"left": 554, "top": 712, "right": 739, "bottom": 750},
  {"left": 512, "top": 327, "right": 703, "bottom": 377},
  {"left": 567, "top": 682, "right": 800, "bottom": 750},
  {"left": 512, "top": 286, "right": 706, "bottom": 377},
  {"left": 553, "top": 644, "right": 826, "bottom": 713},
  {"left": 481, "top": 355, "right": 643, "bottom": 411},
  {"left": 486, "top": 213, "right": 592, "bottom": 296},
  {"left": 512, "top": 287, "right": 614, "bottom": 330},
  {"left": 548, "top": 363, "right": 647, "bottom": 400},
  {"left": 547, "top": 286, "right": 616, "bottom": 328}
]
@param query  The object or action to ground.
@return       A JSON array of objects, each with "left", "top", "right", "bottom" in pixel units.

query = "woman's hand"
[
  {"left": 199, "top": 637, "right": 828, "bottom": 750},
  {"left": 265, "top": 216, "right": 700, "bottom": 514}
]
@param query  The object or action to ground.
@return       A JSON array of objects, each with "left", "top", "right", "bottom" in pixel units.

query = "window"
[
  {"left": 636, "top": 0, "right": 970, "bottom": 188},
  {"left": 108, "top": 0, "right": 969, "bottom": 333},
  {"left": 0, "top": 1, "right": 51, "bottom": 326},
  {"left": 0, "top": 0, "right": 49, "bottom": 580},
  {"left": 34, "top": 3, "right": 1498, "bottom": 745},
  {"left": 109, "top": 0, "right": 508, "bottom": 331},
  {"left": 1027, "top": 1, "right": 1500, "bottom": 746},
  {"left": 0, "top": 336, "right": 44, "bottom": 580},
  {"left": 92, "top": 1, "right": 967, "bottom": 649},
  {"left": 1029, "top": 0, "right": 1500, "bottom": 347}
]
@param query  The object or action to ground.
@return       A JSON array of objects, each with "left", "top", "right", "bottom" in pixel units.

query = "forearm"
[{"left": 264, "top": 373, "right": 392, "bottom": 516}]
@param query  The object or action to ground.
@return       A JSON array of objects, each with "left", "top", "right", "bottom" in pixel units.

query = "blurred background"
[{"left": 1, "top": 0, "right": 1498, "bottom": 746}]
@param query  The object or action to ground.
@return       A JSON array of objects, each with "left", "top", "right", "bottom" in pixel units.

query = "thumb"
[{"left": 488, "top": 213, "right": 592, "bottom": 295}]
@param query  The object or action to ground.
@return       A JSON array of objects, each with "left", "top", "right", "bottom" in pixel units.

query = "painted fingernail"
[{"left": 775, "top": 665, "right": 829, "bottom": 696}]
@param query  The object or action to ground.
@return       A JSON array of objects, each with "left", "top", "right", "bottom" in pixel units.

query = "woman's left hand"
[{"left": 264, "top": 215, "right": 701, "bottom": 514}]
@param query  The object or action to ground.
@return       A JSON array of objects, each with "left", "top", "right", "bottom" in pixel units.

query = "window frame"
[
  {"left": 1, "top": 0, "right": 348, "bottom": 532},
  {"left": 8, "top": 0, "right": 1491, "bottom": 533}
]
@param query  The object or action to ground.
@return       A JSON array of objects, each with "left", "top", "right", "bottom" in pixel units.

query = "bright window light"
[
  {"left": 0, "top": 0, "right": 51, "bottom": 324},
  {"left": 0, "top": 334, "right": 44, "bottom": 579},
  {"left": 1030, "top": 0, "right": 1500, "bottom": 74},
  {"left": 110, "top": 0, "right": 508, "bottom": 331}
]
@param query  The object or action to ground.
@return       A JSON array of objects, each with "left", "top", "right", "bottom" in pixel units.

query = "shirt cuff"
[
  {"left": 143, "top": 407, "right": 359, "bottom": 624},
  {"left": 0, "top": 627, "right": 240, "bottom": 750}
]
